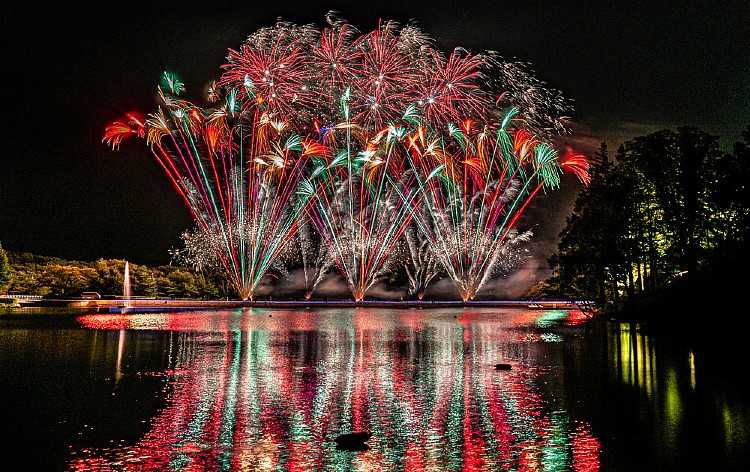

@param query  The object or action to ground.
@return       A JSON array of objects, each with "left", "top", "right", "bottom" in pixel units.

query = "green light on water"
[{"left": 535, "top": 310, "right": 568, "bottom": 328}]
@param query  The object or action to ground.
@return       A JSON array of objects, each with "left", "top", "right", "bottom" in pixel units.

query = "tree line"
[
  {"left": 531, "top": 124, "right": 750, "bottom": 313},
  {"left": 0, "top": 249, "right": 231, "bottom": 300}
]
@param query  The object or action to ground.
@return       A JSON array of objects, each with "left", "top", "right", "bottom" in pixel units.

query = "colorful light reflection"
[{"left": 72, "top": 309, "right": 599, "bottom": 470}]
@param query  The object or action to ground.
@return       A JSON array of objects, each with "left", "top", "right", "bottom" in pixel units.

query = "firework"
[
  {"left": 282, "top": 221, "right": 337, "bottom": 299},
  {"left": 401, "top": 109, "right": 579, "bottom": 301},
  {"left": 104, "top": 73, "right": 319, "bottom": 300},
  {"left": 217, "top": 13, "right": 558, "bottom": 134},
  {"left": 215, "top": 14, "right": 580, "bottom": 300},
  {"left": 301, "top": 104, "right": 417, "bottom": 301},
  {"left": 104, "top": 13, "right": 588, "bottom": 301},
  {"left": 401, "top": 223, "right": 443, "bottom": 300}
]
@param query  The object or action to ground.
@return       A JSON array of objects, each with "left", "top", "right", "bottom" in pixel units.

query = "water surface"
[{"left": 0, "top": 307, "right": 747, "bottom": 470}]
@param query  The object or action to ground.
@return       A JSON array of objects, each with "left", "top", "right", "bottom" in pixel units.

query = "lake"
[{"left": 1, "top": 306, "right": 747, "bottom": 471}]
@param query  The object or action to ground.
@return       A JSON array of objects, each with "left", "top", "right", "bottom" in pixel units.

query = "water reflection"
[
  {"left": 599, "top": 321, "right": 750, "bottom": 470},
  {"left": 71, "top": 309, "right": 600, "bottom": 470}
]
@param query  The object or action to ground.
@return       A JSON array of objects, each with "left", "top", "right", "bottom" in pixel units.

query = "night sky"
[{"left": 2, "top": 1, "right": 748, "bottom": 295}]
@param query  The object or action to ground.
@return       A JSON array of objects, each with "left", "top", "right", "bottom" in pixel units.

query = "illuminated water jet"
[{"left": 123, "top": 261, "right": 131, "bottom": 309}]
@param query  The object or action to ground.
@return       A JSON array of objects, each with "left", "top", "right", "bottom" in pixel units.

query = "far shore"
[{"left": 6, "top": 297, "right": 590, "bottom": 312}]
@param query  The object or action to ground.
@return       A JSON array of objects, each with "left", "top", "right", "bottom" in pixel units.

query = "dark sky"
[{"left": 1, "top": 1, "right": 748, "bottom": 293}]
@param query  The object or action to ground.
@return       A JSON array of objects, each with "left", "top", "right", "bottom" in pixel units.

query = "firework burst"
[
  {"left": 104, "top": 13, "right": 588, "bottom": 301},
  {"left": 301, "top": 105, "right": 417, "bottom": 300},
  {"left": 218, "top": 13, "right": 566, "bottom": 134},
  {"left": 401, "top": 109, "right": 579, "bottom": 301},
  {"left": 104, "top": 74, "right": 320, "bottom": 300}
]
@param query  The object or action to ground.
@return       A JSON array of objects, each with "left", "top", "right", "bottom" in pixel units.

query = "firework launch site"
[{"left": 11, "top": 296, "right": 586, "bottom": 313}]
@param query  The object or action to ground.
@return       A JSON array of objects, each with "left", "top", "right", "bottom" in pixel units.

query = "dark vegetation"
[
  {"left": 0, "top": 250, "right": 231, "bottom": 300},
  {"left": 531, "top": 123, "right": 750, "bottom": 324}
]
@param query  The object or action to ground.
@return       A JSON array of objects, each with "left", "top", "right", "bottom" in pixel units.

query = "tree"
[
  {"left": 37, "top": 264, "right": 97, "bottom": 298},
  {"left": 708, "top": 125, "right": 750, "bottom": 262},
  {"left": 552, "top": 143, "right": 627, "bottom": 302},
  {"left": 0, "top": 241, "right": 9, "bottom": 292},
  {"left": 549, "top": 124, "right": 746, "bottom": 312},
  {"left": 89, "top": 259, "right": 126, "bottom": 296},
  {"left": 619, "top": 127, "right": 721, "bottom": 278},
  {"left": 130, "top": 264, "right": 158, "bottom": 298}
]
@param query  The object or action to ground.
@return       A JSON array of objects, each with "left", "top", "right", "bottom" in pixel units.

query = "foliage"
[
  {"left": 522, "top": 277, "right": 563, "bottom": 300},
  {"left": 2, "top": 252, "right": 231, "bottom": 300},
  {"left": 0, "top": 241, "right": 9, "bottom": 292},
  {"left": 548, "top": 124, "right": 750, "bottom": 309}
]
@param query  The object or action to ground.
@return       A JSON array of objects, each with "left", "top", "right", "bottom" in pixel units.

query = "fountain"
[{"left": 123, "top": 261, "right": 131, "bottom": 310}]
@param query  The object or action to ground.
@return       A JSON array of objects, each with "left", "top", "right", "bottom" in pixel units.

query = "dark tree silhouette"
[
  {"left": 546, "top": 124, "right": 749, "bottom": 314},
  {"left": 0, "top": 241, "right": 9, "bottom": 292}
]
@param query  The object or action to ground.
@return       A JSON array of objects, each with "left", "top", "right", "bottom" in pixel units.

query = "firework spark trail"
[
  {"left": 104, "top": 13, "right": 588, "bottom": 301},
  {"left": 304, "top": 121, "right": 416, "bottom": 301},
  {"left": 400, "top": 109, "right": 583, "bottom": 301},
  {"left": 402, "top": 223, "right": 443, "bottom": 300},
  {"left": 281, "top": 221, "right": 337, "bottom": 300},
  {"left": 104, "top": 77, "right": 316, "bottom": 300},
  {"left": 218, "top": 13, "right": 531, "bottom": 134}
]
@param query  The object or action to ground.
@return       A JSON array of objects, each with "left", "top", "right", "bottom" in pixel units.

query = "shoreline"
[{"left": 11, "top": 298, "right": 589, "bottom": 312}]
